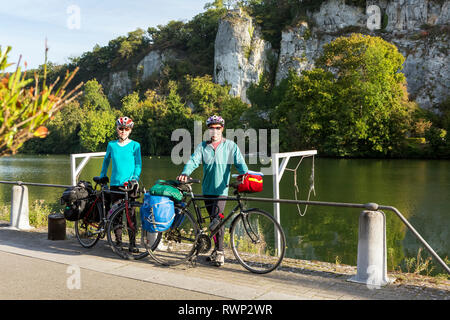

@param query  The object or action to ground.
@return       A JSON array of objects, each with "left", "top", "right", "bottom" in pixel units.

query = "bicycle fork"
[{"left": 241, "top": 212, "right": 261, "bottom": 244}]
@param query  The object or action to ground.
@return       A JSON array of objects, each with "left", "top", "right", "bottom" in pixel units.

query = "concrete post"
[
  {"left": 10, "top": 185, "right": 33, "bottom": 230},
  {"left": 348, "top": 210, "right": 394, "bottom": 287}
]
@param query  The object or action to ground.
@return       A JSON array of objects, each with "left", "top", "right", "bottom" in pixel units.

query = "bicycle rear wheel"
[
  {"left": 144, "top": 208, "right": 199, "bottom": 266},
  {"left": 107, "top": 202, "right": 159, "bottom": 260},
  {"left": 75, "top": 202, "right": 102, "bottom": 248},
  {"left": 230, "top": 209, "right": 286, "bottom": 274}
]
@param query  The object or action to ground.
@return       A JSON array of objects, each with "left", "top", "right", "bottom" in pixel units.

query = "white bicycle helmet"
[
  {"left": 116, "top": 116, "right": 134, "bottom": 129},
  {"left": 206, "top": 115, "right": 225, "bottom": 127}
]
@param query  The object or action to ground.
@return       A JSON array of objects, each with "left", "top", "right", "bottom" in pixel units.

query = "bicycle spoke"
[
  {"left": 107, "top": 203, "right": 149, "bottom": 260},
  {"left": 144, "top": 209, "right": 199, "bottom": 266},
  {"left": 75, "top": 206, "right": 102, "bottom": 248},
  {"left": 230, "top": 209, "right": 286, "bottom": 274}
]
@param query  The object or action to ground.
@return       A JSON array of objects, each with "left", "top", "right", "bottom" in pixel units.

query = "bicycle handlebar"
[
  {"left": 177, "top": 177, "right": 201, "bottom": 185},
  {"left": 118, "top": 179, "right": 139, "bottom": 192}
]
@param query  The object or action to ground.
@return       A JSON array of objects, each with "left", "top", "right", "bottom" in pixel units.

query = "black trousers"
[
  {"left": 203, "top": 195, "right": 226, "bottom": 251},
  {"left": 110, "top": 186, "right": 137, "bottom": 244}
]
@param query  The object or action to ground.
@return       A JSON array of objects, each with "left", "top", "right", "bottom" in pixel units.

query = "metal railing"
[
  {"left": 193, "top": 194, "right": 450, "bottom": 274},
  {"left": 0, "top": 180, "right": 71, "bottom": 189},
  {"left": 0, "top": 180, "right": 448, "bottom": 274}
]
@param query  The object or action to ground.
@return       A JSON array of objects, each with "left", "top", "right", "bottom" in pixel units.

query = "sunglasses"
[{"left": 118, "top": 127, "right": 131, "bottom": 131}]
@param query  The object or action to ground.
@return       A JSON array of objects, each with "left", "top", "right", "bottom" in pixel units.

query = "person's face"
[
  {"left": 117, "top": 126, "right": 131, "bottom": 140},
  {"left": 208, "top": 124, "right": 223, "bottom": 141}
]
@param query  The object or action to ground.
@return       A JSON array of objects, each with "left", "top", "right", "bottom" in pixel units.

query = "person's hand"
[{"left": 176, "top": 174, "right": 188, "bottom": 183}]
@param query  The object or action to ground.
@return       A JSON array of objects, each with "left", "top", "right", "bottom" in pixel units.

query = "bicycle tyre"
[
  {"left": 75, "top": 202, "right": 102, "bottom": 248},
  {"left": 144, "top": 208, "right": 199, "bottom": 266},
  {"left": 230, "top": 208, "right": 286, "bottom": 274},
  {"left": 107, "top": 202, "right": 160, "bottom": 260}
]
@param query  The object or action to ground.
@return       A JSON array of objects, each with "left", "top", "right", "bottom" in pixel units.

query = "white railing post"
[
  {"left": 272, "top": 153, "right": 281, "bottom": 255},
  {"left": 271, "top": 150, "right": 317, "bottom": 255},
  {"left": 70, "top": 152, "right": 106, "bottom": 186},
  {"left": 9, "top": 184, "right": 33, "bottom": 230},
  {"left": 348, "top": 210, "right": 394, "bottom": 288}
]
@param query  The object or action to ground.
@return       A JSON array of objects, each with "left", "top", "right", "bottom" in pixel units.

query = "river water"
[{"left": 0, "top": 154, "right": 448, "bottom": 272}]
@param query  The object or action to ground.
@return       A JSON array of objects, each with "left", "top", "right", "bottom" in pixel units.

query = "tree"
[
  {"left": 78, "top": 80, "right": 116, "bottom": 151},
  {"left": 81, "top": 79, "right": 111, "bottom": 111},
  {"left": 0, "top": 45, "right": 82, "bottom": 156},
  {"left": 78, "top": 109, "right": 116, "bottom": 152},
  {"left": 185, "top": 75, "right": 249, "bottom": 128},
  {"left": 269, "top": 34, "right": 413, "bottom": 156}
]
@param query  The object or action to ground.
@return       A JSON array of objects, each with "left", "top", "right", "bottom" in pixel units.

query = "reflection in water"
[{"left": 0, "top": 155, "right": 448, "bottom": 272}]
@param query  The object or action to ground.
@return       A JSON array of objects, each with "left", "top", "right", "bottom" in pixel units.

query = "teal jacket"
[
  {"left": 100, "top": 140, "right": 142, "bottom": 186},
  {"left": 182, "top": 139, "right": 248, "bottom": 196}
]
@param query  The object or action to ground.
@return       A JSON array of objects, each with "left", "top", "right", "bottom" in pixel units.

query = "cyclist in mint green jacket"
[
  {"left": 177, "top": 115, "right": 248, "bottom": 267},
  {"left": 100, "top": 116, "right": 142, "bottom": 253}
]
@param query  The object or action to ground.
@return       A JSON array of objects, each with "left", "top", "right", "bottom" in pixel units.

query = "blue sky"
[{"left": 0, "top": 0, "right": 210, "bottom": 70}]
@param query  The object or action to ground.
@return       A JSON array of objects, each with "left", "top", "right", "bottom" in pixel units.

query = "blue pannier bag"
[{"left": 141, "top": 193, "right": 175, "bottom": 233}]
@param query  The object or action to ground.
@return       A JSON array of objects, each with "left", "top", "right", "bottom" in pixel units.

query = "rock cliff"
[
  {"left": 215, "top": 0, "right": 449, "bottom": 109},
  {"left": 103, "top": 0, "right": 448, "bottom": 110}
]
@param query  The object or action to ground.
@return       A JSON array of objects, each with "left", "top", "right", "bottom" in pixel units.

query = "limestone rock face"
[
  {"left": 106, "top": 70, "right": 132, "bottom": 100},
  {"left": 312, "top": 0, "right": 366, "bottom": 32},
  {"left": 275, "top": 23, "right": 334, "bottom": 84},
  {"left": 216, "top": 0, "right": 449, "bottom": 109},
  {"left": 383, "top": 0, "right": 449, "bottom": 31},
  {"left": 102, "top": 0, "right": 449, "bottom": 110},
  {"left": 213, "top": 9, "right": 274, "bottom": 104},
  {"left": 137, "top": 51, "right": 163, "bottom": 80}
]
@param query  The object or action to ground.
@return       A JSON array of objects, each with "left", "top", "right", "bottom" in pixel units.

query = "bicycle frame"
[
  {"left": 79, "top": 182, "right": 129, "bottom": 233},
  {"left": 179, "top": 186, "right": 256, "bottom": 242}
]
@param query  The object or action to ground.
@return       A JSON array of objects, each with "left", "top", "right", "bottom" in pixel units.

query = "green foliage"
[
  {"left": 246, "top": 0, "right": 326, "bottom": 49},
  {"left": 81, "top": 79, "right": 111, "bottom": 111},
  {"left": 185, "top": 75, "right": 250, "bottom": 128},
  {"left": 15, "top": 4, "right": 449, "bottom": 160},
  {"left": 79, "top": 109, "right": 116, "bottom": 152},
  {"left": 0, "top": 46, "right": 82, "bottom": 156},
  {"left": 148, "top": 8, "right": 226, "bottom": 78},
  {"left": 78, "top": 80, "right": 116, "bottom": 151},
  {"left": 22, "top": 101, "right": 84, "bottom": 154},
  {"left": 249, "top": 34, "right": 414, "bottom": 157}
]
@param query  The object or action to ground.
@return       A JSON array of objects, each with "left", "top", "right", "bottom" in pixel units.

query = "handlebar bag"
[
  {"left": 237, "top": 172, "right": 263, "bottom": 193},
  {"left": 141, "top": 193, "right": 175, "bottom": 232},
  {"left": 149, "top": 180, "right": 183, "bottom": 202}
]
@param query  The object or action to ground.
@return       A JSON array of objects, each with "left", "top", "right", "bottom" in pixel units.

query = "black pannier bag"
[{"left": 60, "top": 181, "right": 94, "bottom": 221}]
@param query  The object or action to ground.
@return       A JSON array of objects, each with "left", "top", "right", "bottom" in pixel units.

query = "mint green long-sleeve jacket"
[{"left": 181, "top": 139, "right": 248, "bottom": 196}]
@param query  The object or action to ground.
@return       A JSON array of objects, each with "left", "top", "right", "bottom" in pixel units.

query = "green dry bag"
[{"left": 149, "top": 180, "right": 183, "bottom": 202}]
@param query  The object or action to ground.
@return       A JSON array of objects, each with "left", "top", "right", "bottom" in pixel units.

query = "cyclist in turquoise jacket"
[
  {"left": 177, "top": 115, "right": 248, "bottom": 266},
  {"left": 100, "top": 116, "right": 142, "bottom": 253}
]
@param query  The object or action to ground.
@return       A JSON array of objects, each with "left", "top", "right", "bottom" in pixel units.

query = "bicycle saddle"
[{"left": 93, "top": 176, "right": 109, "bottom": 184}]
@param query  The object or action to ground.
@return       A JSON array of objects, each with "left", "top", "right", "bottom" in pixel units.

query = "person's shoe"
[
  {"left": 129, "top": 244, "right": 139, "bottom": 253},
  {"left": 115, "top": 240, "right": 123, "bottom": 248},
  {"left": 206, "top": 249, "right": 217, "bottom": 262},
  {"left": 212, "top": 250, "right": 224, "bottom": 267}
]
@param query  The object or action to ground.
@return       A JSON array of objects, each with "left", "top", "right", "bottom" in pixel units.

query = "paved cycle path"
[{"left": 0, "top": 224, "right": 448, "bottom": 300}]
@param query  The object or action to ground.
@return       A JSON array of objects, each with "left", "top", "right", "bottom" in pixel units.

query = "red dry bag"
[{"left": 237, "top": 172, "right": 263, "bottom": 193}]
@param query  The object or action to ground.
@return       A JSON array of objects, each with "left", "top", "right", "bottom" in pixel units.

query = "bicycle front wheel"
[
  {"left": 107, "top": 202, "right": 156, "bottom": 260},
  {"left": 144, "top": 208, "right": 199, "bottom": 266},
  {"left": 230, "top": 209, "right": 286, "bottom": 274}
]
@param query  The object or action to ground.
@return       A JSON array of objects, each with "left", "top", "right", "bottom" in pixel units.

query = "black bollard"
[{"left": 48, "top": 213, "right": 66, "bottom": 240}]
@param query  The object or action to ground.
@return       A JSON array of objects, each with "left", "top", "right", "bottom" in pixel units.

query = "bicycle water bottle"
[{"left": 209, "top": 213, "right": 224, "bottom": 231}]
